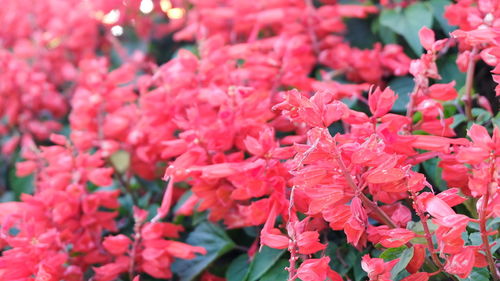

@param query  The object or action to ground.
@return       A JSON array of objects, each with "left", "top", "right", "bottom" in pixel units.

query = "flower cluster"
[{"left": 0, "top": 0, "right": 499, "bottom": 281}]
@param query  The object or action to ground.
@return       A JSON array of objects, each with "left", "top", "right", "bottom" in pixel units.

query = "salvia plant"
[{"left": 0, "top": 0, "right": 498, "bottom": 281}]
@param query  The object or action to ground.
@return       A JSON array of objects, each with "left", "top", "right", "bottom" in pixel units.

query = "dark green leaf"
[
  {"left": 452, "top": 114, "right": 467, "bottom": 129},
  {"left": 437, "top": 55, "right": 466, "bottom": 89},
  {"left": 259, "top": 259, "right": 288, "bottom": 281},
  {"left": 459, "top": 267, "right": 490, "bottom": 281},
  {"left": 345, "top": 18, "right": 377, "bottom": 49},
  {"left": 172, "top": 222, "right": 235, "bottom": 281},
  {"left": 380, "top": 8, "right": 407, "bottom": 37},
  {"left": 380, "top": 3, "right": 434, "bottom": 55},
  {"left": 375, "top": 18, "right": 398, "bottom": 45},
  {"left": 472, "top": 108, "right": 492, "bottom": 124},
  {"left": 389, "top": 76, "right": 414, "bottom": 112},
  {"left": 226, "top": 254, "right": 250, "bottom": 281},
  {"left": 493, "top": 112, "right": 500, "bottom": 128},
  {"left": 247, "top": 246, "right": 286, "bottom": 281},
  {"left": 429, "top": 0, "right": 456, "bottom": 34},
  {"left": 353, "top": 258, "right": 367, "bottom": 281},
  {"left": 8, "top": 166, "right": 34, "bottom": 200},
  {"left": 390, "top": 247, "right": 414, "bottom": 279},
  {"left": 422, "top": 157, "right": 446, "bottom": 191},
  {"left": 404, "top": 3, "right": 434, "bottom": 55}
]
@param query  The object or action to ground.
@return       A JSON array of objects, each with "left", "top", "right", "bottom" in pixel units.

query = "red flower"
[
  {"left": 103, "top": 234, "right": 132, "bottom": 256},
  {"left": 368, "top": 87, "right": 398, "bottom": 118},
  {"left": 260, "top": 204, "right": 289, "bottom": 249},
  {"left": 419, "top": 26, "right": 435, "bottom": 51},
  {"left": 406, "top": 245, "right": 426, "bottom": 274},
  {"left": 93, "top": 256, "right": 130, "bottom": 281},
  {"left": 444, "top": 246, "right": 475, "bottom": 278},
  {"left": 297, "top": 231, "right": 327, "bottom": 255},
  {"left": 401, "top": 272, "right": 430, "bottom": 281},
  {"left": 361, "top": 254, "right": 398, "bottom": 281},
  {"left": 296, "top": 257, "right": 343, "bottom": 281},
  {"left": 344, "top": 197, "right": 367, "bottom": 249}
]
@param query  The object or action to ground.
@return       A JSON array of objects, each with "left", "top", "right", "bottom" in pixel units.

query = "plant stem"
[
  {"left": 479, "top": 157, "right": 500, "bottom": 281},
  {"left": 333, "top": 149, "right": 397, "bottom": 228},
  {"left": 464, "top": 47, "right": 478, "bottom": 121},
  {"left": 129, "top": 220, "right": 144, "bottom": 280},
  {"left": 287, "top": 186, "right": 298, "bottom": 281}
]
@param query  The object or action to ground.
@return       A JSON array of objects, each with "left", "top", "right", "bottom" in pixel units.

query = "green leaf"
[
  {"left": 493, "top": 112, "right": 500, "bottom": 128},
  {"left": 380, "top": 3, "right": 434, "bottom": 55},
  {"left": 443, "top": 103, "right": 457, "bottom": 118},
  {"left": 459, "top": 267, "right": 490, "bottom": 281},
  {"left": 8, "top": 166, "right": 34, "bottom": 200},
  {"left": 409, "top": 220, "right": 438, "bottom": 234},
  {"left": 380, "top": 246, "right": 407, "bottom": 261},
  {"left": 375, "top": 18, "right": 398, "bottom": 45},
  {"left": 429, "top": 0, "right": 456, "bottom": 34},
  {"left": 491, "top": 238, "right": 500, "bottom": 254},
  {"left": 353, "top": 258, "right": 367, "bottom": 281},
  {"left": 172, "top": 222, "right": 235, "bottom": 281},
  {"left": 472, "top": 108, "right": 493, "bottom": 124},
  {"left": 421, "top": 157, "right": 446, "bottom": 191},
  {"left": 247, "top": 246, "right": 286, "bottom": 281},
  {"left": 380, "top": 8, "right": 406, "bottom": 37},
  {"left": 345, "top": 18, "right": 377, "bottom": 49},
  {"left": 403, "top": 3, "right": 434, "bottom": 55},
  {"left": 437, "top": 55, "right": 466, "bottom": 88},
  {"left": 389, "top": 76, "right": 414, "bottom": 112},
  {"left": 487, "top": 217, "right": 500, "bottom": 230},
  {"left": 468, "top": 232, "right": 482, "bottom": 246},
  {"left": 259, "top": 259, "right": 288, "bottom": 281},
  {"left": 226, "top": 254, "right": 250, "bottom": 281},
  {"left": 390, "top": 247, "right": 414, "bottom": 279},
  {"left": 451, "top": 114, "right": 467, "bottom": 129}
]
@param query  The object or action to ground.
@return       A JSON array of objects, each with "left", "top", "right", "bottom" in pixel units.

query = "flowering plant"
[{"left": 0, "top": 0, "right": 498, "bottom": 281}]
